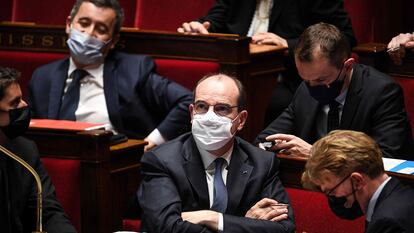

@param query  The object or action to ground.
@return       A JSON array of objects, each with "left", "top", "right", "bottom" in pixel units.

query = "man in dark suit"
[
  {"left": 138, "top": 74, "right": 295, "bottom": 233},
  {"left": 178, "top": 0, "right": 356, "bottom": 125},
  {"left": 255, "top": 23, "right": 414, "bottom": 160},
  {"left": 29, "top": 0, "right": 192, "bottom": 151},
  {"left": 302, "top": 130, "right": 414, "bottom": 233},
  {"left": 0, "top": 67, "right": 76, "bottom": 233}
]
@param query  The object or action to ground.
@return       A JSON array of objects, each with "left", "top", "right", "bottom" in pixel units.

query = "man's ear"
[
  {"left": 236, "top": 110, "right": 248, "bottom": 131},
  {"left": 351, "top": 172, "right": 365, "bottom": 190},
  {"left": 189, "top": 104, "right": 194, "bottom": 122},
  {"left": 109, "top": 34, "right": 120, "bottom": 50},
  {"left": 344, "top": 57, "right": 355, "bottom": 70},
  {"left": 65, "top": 16, "right": 72, "bottom": 35}
]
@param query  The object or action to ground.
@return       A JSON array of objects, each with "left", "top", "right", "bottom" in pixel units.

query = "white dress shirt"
[
  {"left": 247, "top": 0, "right": 274, "bottom": 36},
  {"left": 65, "top": 59, "right": 166, "bottom": 144},
  {"left": 197, "top": 143, "right": 234, "bottom": 232}
]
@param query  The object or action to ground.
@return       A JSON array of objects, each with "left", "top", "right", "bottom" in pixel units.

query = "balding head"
[{"left": 193, "top": 74, "right": 246, "bottom": 111}]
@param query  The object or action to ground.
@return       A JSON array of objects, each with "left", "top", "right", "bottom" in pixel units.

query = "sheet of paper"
[
  {"left": 397, "top": 167, "right": 414, "bottom": 175},
  {"left": 382, "top": 158, "right": 405, "bottom": 171}
]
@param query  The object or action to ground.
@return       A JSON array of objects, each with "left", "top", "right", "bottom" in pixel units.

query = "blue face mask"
[{"left": 67, "top": 28, "right": 111, "bottom": 66}]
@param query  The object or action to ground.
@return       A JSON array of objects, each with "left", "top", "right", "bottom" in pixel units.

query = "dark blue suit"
[
  {"left": 138, "top": 133, "right": 295, "bottom": 233},
  {"left": 256, "top": 64, "right": 414, "bottom": 160},
  {"left": 28, "top": 51, "right": 192, "bottom": 140},
  {"left": 366, "top": 178, "right": 414, "bottom": 233}
]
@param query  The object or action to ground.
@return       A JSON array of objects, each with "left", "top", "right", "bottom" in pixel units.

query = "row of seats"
[
  {"left": 0, "top": 0, "right": 374, "bottom": 42},
  {"left": 0, "top": 0, "right": 215, "bottom": 31}
]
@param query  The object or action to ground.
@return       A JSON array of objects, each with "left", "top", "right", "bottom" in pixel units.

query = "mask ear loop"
[
  {"left": 327, "top": 62, "right": 346, "bottom": 88},
  {"left": 350, "top": 177, "right": 358, "bottom": 205}
]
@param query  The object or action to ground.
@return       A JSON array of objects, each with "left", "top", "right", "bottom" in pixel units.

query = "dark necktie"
[
  {"left": 58, "top": 69, "right": 88, "bottom": 120},
  {"left": 327, "top": 101, "right": 340, "bottom": 133},
  {"left": 365, "top": 220, "right": 370, "bottom": 233},
  {"left": 211, "top": 158, "right": 228, "bottom": 213}
]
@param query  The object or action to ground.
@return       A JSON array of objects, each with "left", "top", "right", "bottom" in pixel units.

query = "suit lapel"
[
  {"left": 103, "top": 56, "right": 123, "bottom": 130},
  {"left": 268, "top": 0, "right": 284, "bottom": 32},
  {"left": 183, "top": 138, "right": 210, "bottom": 209},
  {"left": 301, "top": 96, "right": 320, "bottom": 143},
  {"left": 341, "top": 66, "right": 362, "bottom": 129},
  {"left": 226, "top": 142, "right": 253, "bottom": 214},
  {"left": 373, "top": 178, "right": 399, "bottom": 213},
  {"left": 48, "top": 59, "right": 69, "bottom": 119}
]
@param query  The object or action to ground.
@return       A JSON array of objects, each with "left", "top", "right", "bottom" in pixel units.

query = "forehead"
[
  {"left": 295, "top": 56, "right": 337, "bottom": 82},
  {"left": 314, "top": 171, "right": 341, "bottom": 191},
  {"left": 1, "top": 83, "right": 21, "bottom": 103},
  {"left": 195, "top": 77, "right": 239, "bottom": 104},
  {"left": 75, "top": 3, "right": 116, "bottom": 26}
]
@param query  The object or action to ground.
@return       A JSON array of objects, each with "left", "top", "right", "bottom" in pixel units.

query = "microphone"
[{"left": 0, "top": 145, "right": 47, "bottom": 233}]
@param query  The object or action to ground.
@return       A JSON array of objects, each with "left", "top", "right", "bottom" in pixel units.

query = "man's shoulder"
[
  {"left": 7, "top": 136, "right": 39, "bottom": 165},
  {"left": 109, "top": 51, "right": 153, "bottom": 63},
  {"left": 144, "top": 133, "right": 193, "bottom": 161},
  {"left": 235, "top": 137, "right": 276, "bottom": 161},
  {"left": 355, "top": 64, "right": 396, "bottom": 86},
  {"left": 33, "top": 57, "right": 69, "bottom": 74}
]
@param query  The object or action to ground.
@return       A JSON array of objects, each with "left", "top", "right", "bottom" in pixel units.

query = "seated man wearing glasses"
[
  {"left": 302, "top": 130, "right": 414, "bottom": 233},
  {"left": 138, "top": 74, "right": 295, "bottom": 233}
]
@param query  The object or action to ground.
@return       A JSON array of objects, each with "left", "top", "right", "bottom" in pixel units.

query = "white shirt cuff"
[
  {"left": 146, "top": 128, "right": 167, "bottom": 146},
  {"left": 218, "top": 213, "right": 224, "bottom": 232}
]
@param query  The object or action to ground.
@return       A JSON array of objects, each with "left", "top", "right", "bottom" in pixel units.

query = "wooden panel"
[{"left": 24, "top": 128, "right": 146, "bottom": 233}]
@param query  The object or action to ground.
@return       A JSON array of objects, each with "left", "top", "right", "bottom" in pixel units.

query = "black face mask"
[
  {"left": 327, "top": 179, "right": 364, "bottom": 220},
  {"left": 1, "top": 106, "right": 31, "bottom": 139},
  {"left": 306, "top": 64, "right": 345, "bottom": 105}
]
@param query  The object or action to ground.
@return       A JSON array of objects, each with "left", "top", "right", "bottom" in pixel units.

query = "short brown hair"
[
  {"left": 302, "top": 130, "right": 384, "bottom": 191},
  {"left": 295, "top": 22, "right": 351, "bottom": 68}
]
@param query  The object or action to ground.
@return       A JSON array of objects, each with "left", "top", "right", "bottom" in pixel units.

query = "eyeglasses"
[
  {"left": 193, "top": 100, "right": 239, "bottom": 116},
  {"left": 326, "top": 173, "right": 352, "bottom": 197}
]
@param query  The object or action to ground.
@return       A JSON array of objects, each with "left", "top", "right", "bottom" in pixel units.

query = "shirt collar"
[
  {"left": 366, "top": 176, "right": 392, "bottom": 222},
  {"left": 335, "top": 68, "right": 354, "bottom": 105},
  {"left": 197, "top": 144, "right": 233, "bottom": 170},
  {"left": 68, "top": 58, "right": 104, "bottom": 85}
]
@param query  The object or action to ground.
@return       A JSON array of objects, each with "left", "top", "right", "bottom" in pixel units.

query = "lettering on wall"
[{"left": 0, "top": 30, "right": 68, "bottom": 52}]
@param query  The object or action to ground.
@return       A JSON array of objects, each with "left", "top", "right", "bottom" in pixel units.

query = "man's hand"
[
  {"left": 182, "top": 210, "right": 219, "bottom": 231},
  {"left": 177, "top": 21, "right": 210, "bottom": 34},
  {"left": 387, "top": 33, "right": 414, "bottom": 65},
  {"left": 143, "top": 137, "right": 157, "bottom": 152},
  {"left": 251, "top": 32, "right": 288, "bottom": 47},
  {"left": 265, "top": 134, "right": 311, "bottom": 157},
  {"left": 245, "top": 198, "right": 289, "bottom": 222}
]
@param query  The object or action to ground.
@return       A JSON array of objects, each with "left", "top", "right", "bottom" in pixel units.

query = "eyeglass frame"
[
  {"left": 325, "top": 173, "right": 352, "bottom": 197},
  {"left": 192, "top": 100, "right": 240, "bottom": 116}
]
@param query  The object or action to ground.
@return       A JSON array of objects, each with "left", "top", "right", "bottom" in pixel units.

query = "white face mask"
[{"left": 192, "top": 110, "right": 239, "bottom": 151}]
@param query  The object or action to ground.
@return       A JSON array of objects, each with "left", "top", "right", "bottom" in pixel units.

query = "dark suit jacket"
[
  {"left": 255, "top": 64, "right": 414, "bottom": 160},
  {"left": 138, "top": 133, "right": 295, "bottom": 233},
  {"left": 199, "top": 0, "right": 356, "bottom": 55},
  {"left": 366, "top": 178, "right": 414, "bottom": 233},
  {"left": 28, "top": 51, "right": 192, "bottom": 140},
  {"left": 0, "top": 137, "right": 76, "bottom": 233}
]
